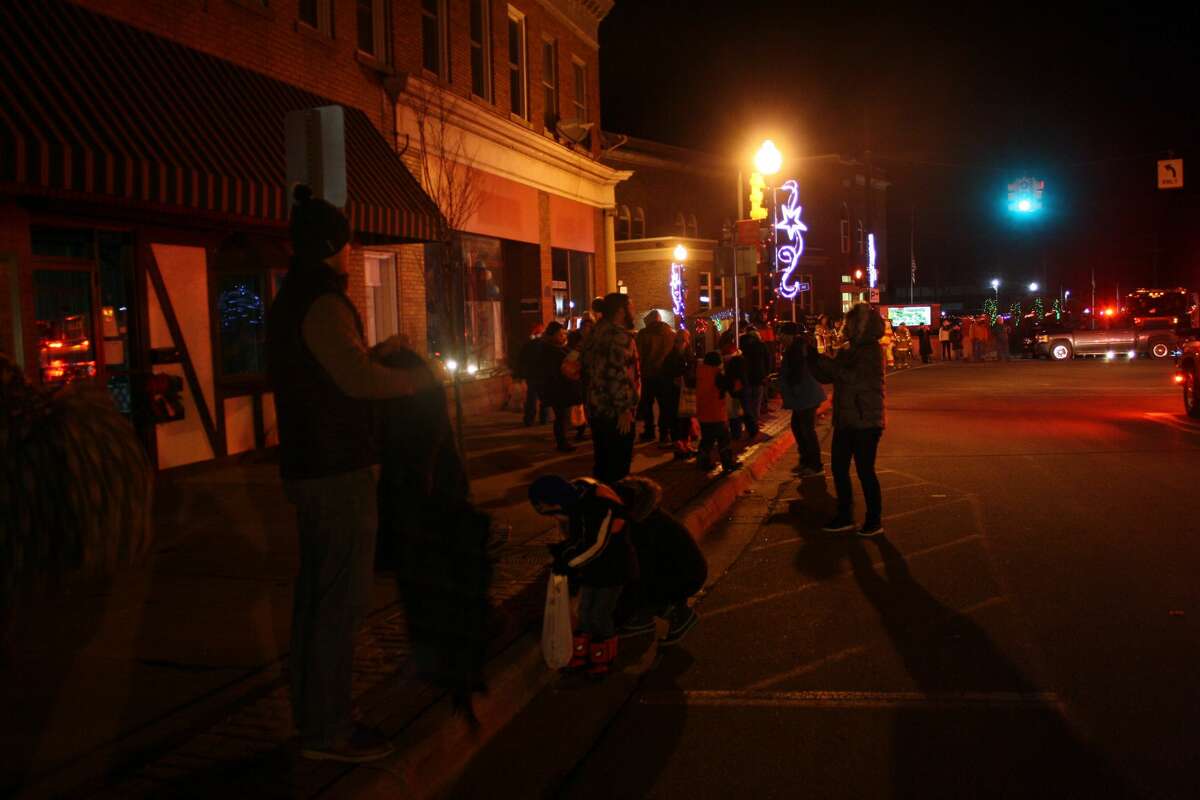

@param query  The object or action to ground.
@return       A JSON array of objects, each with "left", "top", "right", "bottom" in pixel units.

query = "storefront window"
[
  {"left": 215, "top": 273, "right": 266, "bottom": 377},
  {"left": 462, "top": 235, "right": 504, "bottom": 372},
  {"left": 33, "top": 269, "right": 97, "bottom": 385}
]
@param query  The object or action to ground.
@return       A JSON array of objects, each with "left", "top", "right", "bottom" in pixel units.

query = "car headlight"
[{"left": 1035, "top": 335, "right": 1049, "bottom": 342}]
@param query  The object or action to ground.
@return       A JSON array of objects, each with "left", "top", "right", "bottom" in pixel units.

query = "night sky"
[{"left": 600, "top": 1, "right": 1200, "bottom": 301}]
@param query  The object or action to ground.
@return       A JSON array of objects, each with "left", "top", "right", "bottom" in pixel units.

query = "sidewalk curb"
[{"left": 324, "top": 401, "right": 824, "bottom": 799}]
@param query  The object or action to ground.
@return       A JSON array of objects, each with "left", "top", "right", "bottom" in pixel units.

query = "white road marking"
[{"left": 639, "top": 688, "right": 1063, "bottom": 710}]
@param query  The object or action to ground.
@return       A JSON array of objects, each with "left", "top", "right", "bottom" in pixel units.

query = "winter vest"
[
  {"left": 695, "top": 363, "right": 728, "bottom": 423},
  {"left": 266, "top": 260, "right": 378, "bottom": 481}
]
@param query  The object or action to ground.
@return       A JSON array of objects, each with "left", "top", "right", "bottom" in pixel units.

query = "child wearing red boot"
[{"left": 530, "top": 475, "right": 638, "bottom": 678}]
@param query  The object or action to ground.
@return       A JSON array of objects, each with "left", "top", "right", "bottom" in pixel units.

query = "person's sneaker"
[
  {"left": 617, "top": 613, "right": 658, "bottom": 638},
  {"left": 797, "top": 466, "right": 824, "bottom": 478},
  {"left": 821, "top": 515, "right": 856, "bottom": 533},
  {"left": 660, "top": 605, "right": 698, "bottom": 646},
  {"left": 857, "top": 520, "right": 885, "bottom": 538},
  {"left": 301, "top": 725, "right": 394, "bottom": 764}
]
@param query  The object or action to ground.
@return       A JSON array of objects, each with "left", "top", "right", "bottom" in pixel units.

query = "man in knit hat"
[{"left": 267, "top": 185, "right": 426, "bottom": 763}]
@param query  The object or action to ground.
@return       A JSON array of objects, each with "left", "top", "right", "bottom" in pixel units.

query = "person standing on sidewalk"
[
  {"left": 718, "top": 330, "right": 747, "bottom": 439},
  {"left": 694, "top": 350, "right": 741, "bottom": 475},
  {"left": 517, "top": 324, "right": 549, "bottom": 426},
  {"left": 662, "top": 328, "right": 698, "bottom": 459},
  {"left": 938, "top": 320, "right": 952, "bottom": 361},
  {"left": 582, "top": 293, "right": 641, "bottom": 485},
  {"left": 540, "top": 321, "right": 577, "bottom": 453},
  {"left": 918, "top": 324, "right": 934, "bottom": 364},
  {"left": 811, "top": 302, "right": 887, "bottom": 537},
  {"left": 779, "top": 321, "right": 825, "bottom": 476},
  {"left": 738, "top": 324, "right": 771, "bottom": 439},
  {"left": 267, "top": 186, "right": 425, "bottom": 763},
  {"left": 635, "top": 310, "right": 676, "bottom": 445}
]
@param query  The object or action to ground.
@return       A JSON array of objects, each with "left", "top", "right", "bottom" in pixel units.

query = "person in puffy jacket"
[
  {"left": 661, "top": 329, "right": 698, "bottom": 459},
  {"left": 530, "top": 475, "right": 638, "bottom": 678},
  {"left": 810, "top": 302, "right": 886, "bottom": 537},
  {"left": 779, "top": 321, "right": 825, "bottom": 476},
  {"left": 694, "top": 351, "right": 741, "bottom": 475}
]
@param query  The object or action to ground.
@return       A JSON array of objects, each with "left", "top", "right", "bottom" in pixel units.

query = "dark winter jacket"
[
  {"left": 738, "top": 330, "right": 771, "bottom": 386},
  {"left": 810, "top": 310, "right": 886, "bottom": 431},
  {"left": 662, "top": 345, "right": 697, "bottom": 389},
  {"left": 918, "top": 327, "right": 934, "bottom": 355},
  {"left": 549, "top": 478, "right": 639, "bottom": 588},
  {"left": 516, "top": 337, "right": 545, "bottom": 383},
  {"left": 780, "top": 336, "right": 825, "bottom": 411},
  {"left": 540, "top": 342, "right": 582, "bottom": 407},
  {"left": 611, "top": 477, "right": 707, "bottom": 623},
  {"left": 636, "top": 319, "right": 677, "bottom": 378}
]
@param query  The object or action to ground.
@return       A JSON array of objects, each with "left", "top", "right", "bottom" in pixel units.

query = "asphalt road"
[{"left": 554, "top": 359, "right": 1199, "bottom": 799}]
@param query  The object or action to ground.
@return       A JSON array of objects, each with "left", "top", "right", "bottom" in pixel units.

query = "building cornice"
[
  {"left": 531, "top": 0, "right": 614, "bottom": 50},
  {"left": 399, "top": 79, "right": 631, "bottom": 208}
]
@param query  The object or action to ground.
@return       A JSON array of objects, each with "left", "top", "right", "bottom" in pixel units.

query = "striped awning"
[{"left": 0, "top": 0, "right": 444, "bottom": 242}]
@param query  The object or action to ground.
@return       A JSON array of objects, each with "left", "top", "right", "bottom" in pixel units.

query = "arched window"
[
  {"left": 686, "top": 213, "right": 698, "bottom": 238},
  {"left": 632, "top": 207, "right": 646, "bottom": 239},
  {"left": 840, "top": 204, "right": 850, "bottom": 254},
  {"left": 616, "top": 205, "right": 631, "bottom": 240},
  {"left": 674, "top": 212, "right": 686, "bottom": 235},
  {"left": 856, "top": 220, "right": 864, "bottom": 255}
]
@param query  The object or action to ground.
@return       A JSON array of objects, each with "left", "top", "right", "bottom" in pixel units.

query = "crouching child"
[{"left": 530, "top": 476, "right": 639, "bottom": 678}]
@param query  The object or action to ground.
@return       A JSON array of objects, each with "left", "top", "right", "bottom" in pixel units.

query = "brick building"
[
  {"left": 0, "top": 0, "right": 624, "bottom": 470},
  {"left": 601, "top": 134, "right": 889, "bottom": 331}
]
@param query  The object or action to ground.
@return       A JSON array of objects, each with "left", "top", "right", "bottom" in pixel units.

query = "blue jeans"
[
  {"left": 742, "top": 384, "right": 765, "bottom": 436},
  {"left": 831, "top": 427, "right": 883, "bottom": 525},
  {"left": 579, "top": 585, "right": 623, "bottom": 639},
  {"left": 285, "top": 466, "right": 379, "bottom": 747}
]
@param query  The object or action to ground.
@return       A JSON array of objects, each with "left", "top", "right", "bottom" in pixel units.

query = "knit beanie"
[
  {"left": 529, "top": 475, "right": 579, "bottom": 515},
  {"left": 289, "top": 185, "right": 350, "bottom": 260}
]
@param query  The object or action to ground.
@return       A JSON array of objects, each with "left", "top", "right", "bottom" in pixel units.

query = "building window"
[
  {"left": 698, "top": 272, "right": 712, "bottom": 311},
  {"left": 507, "top": 8, "right": 527, "bottom": 120},
  {"left": 840, "top": 216, "right": 850, "bottom": 254},
  {"left": 364, "top": 253, "right": 399, "bottom": 347},
  {"left": 421, "top": 0, "right": 448, "bottom": 78},
  {"left": 470, "top": 0, "right": 492, "bottom": 100},
  {"left": 632, "top": 207, "right": 645, "bottom": 239},
  {"left": 616, "top": 205, "right": 631, "bottom": 240},
  {"left": 357, "top": 0, "right": 389, "bottom": 62},
  {"left": 856, "top": 220, "right": 864, "bottom": 255},
  {"left": 674, "top": 212, "right": 686, "bottom": 235},
  {"left": 571, "top": 58, "right": 587, "bottom": 122},
  {"left": 298, "top": 0, "right": 332, "bottom": 34},
  {"left": 686, "top": 213, "right": 698, "bottom": 238},
  {"left": 714, "top": 276, "right": 726, "bottom": 308},
  {"left": 542, "top": 38, "right": 558, "bottom": 131}
]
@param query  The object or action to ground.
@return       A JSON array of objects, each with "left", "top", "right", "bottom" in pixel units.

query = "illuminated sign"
[
  {"left": 774, "top": 179, "right": 807, "bottom": 300},
  {"left": 670, "top": 262, "right": 686, "bottom": 326},
  {"left": 867, "top": 233, "right": 878, "bottom": 289},
  {"left": 886, "top": 306, "right": 931, "bottom": 327}
]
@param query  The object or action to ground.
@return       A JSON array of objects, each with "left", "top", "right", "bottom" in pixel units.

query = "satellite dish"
[{"left": 556, "top": 119, "right": 594, "bottom": 144}]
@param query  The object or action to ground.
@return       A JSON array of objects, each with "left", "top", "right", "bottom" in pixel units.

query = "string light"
[{"left": 774, "top": 179, "right": 807, "bottom": 300}]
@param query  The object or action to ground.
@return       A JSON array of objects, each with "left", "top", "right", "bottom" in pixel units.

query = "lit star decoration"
[
  {"left": 670, "top": 262, "right": 686, "bottom": 328},
  {"left": 774, "top": 179, "right": 807, "bottom": 300}
]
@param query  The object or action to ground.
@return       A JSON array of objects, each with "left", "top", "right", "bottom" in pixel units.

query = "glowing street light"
[
  {"left": 673, "top": 243, "right": 688, "bottom": 262},
  {"left": 1029, "top": 282, "right": 1039, "bottom": 292},
  {"left": 445, "top": 358, "right": 458, "bottom": 374},
  {"left": 754, "top": 140, "right": 783, "bottom": 176},
  {"left": 990, "top": 278, "right": 1000, "bottom": 290}
]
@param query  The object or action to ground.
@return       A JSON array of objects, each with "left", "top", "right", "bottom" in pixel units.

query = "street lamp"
[
  {"left": 754, "top": 140, "right": 783, "bottom": 177},
  {"left": 1029, "top": 282, "right": 1039, "bottom": 292},
  {"left": 990, "top": 278, "right": 1000, "bottom": 292},
  {"left": 673, "top": 243, "right": 688, "bottom": 262}
]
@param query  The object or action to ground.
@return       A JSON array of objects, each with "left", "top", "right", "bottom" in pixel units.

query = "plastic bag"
[
  {"left": 569, "top": 404, "right": 587, "bottom": 428},
  {"left": 542, "top": 573, "right": 573, "bottom": 669}
]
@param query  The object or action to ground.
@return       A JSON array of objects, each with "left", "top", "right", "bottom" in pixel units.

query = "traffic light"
[{"left": 853, "top": 268, "right": 865, "bottom": 286}]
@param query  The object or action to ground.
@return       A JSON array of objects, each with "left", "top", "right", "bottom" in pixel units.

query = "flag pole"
[{"left": 909, "top": 204, "right": 915, "bottom": 305}]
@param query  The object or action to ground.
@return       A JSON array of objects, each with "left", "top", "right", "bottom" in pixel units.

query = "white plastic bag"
[{"left": 542, "top": 573, "right": 573, "bottom": 669}]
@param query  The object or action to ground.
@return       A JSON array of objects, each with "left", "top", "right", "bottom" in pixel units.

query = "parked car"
[
  {"left": 1176, "top": 332, "right": 1200, "bottom": 417},
  {"left": 1035, "top": 324, "right": 1178, "bottom": 361}
]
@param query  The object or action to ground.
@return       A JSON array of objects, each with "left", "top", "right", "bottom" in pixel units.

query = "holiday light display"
[
  {"left": 670, "top": 261, "right": 686, "bottom": 328},
  {"left": 773, "top": 179, "right": 807, "bottom": 300},
  {"left": 867, "top": 233, "right": 878, "bottom": 289}
]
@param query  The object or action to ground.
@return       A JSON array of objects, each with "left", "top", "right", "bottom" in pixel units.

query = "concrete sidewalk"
[{"left": 5, "top": 400, "right": 809, "bottom": 799}]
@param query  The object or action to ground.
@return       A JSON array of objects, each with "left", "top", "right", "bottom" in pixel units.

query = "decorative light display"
[
  {"left": 773, "top": 179, "right": 808, "bottom": 300},
  {"left": 983, "top": 296, "right": 999, "bottom": 325},
  {"left": 1009, "top": 302, "right": 1022, "bottom": 321},
  {"left": 749, "top": 173, "right": 768, "bottom": 221},
  {"left": 1052, "top": 298, "right": 1063, "bottom": 321},
  {"left": 218, "top": 282, "right": 264, "bottom": 331},
  {"left": 1033, "top": 297, "right": 1044, "bottom": 319},
  {"left": 867, "top": 233, "right": 878, "bottom": 289},
  {"left": 669, "top": 262, "right": 686, "bottom": 328}
]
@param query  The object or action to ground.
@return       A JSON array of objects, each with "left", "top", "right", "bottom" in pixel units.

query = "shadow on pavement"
[{"left": 846, "top": 537, "right": 1137, "bottom": 798}]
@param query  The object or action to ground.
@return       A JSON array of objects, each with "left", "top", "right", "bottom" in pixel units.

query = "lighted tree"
[
  {"left": 1033, "top": 297, "right": 1045, "bottom": 319},
  {"left": 984, "top": 296, "right": 999, "bottom": 325},
  {"left": 1052, "top": 298, "right": 1063, "bottom": 321}
]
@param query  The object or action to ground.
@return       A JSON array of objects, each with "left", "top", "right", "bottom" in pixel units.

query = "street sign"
[
  {"left": 795, "top": 281, "right": 810, "bottom": 293},
  {"left": 869, "top": 288, "right": 880, "bottom": 303},
  {"left": 734, "top": 247, "right": 758, "bottom": 275},
  {"left": 1158, "top": 159, "right": 1184, "bottom": 190}
]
